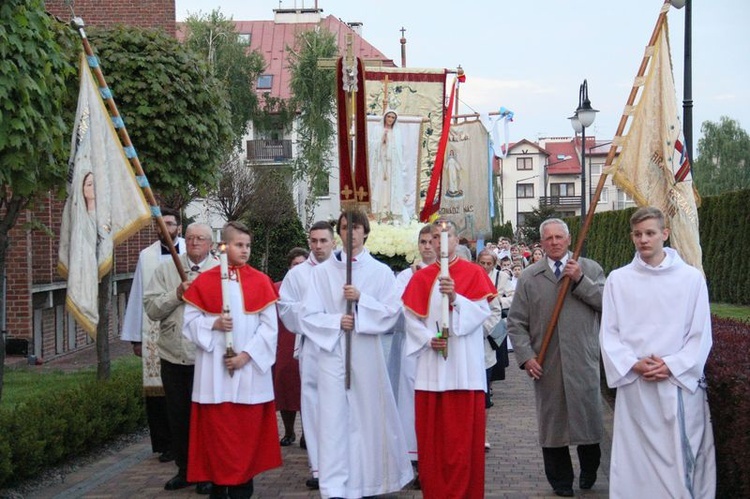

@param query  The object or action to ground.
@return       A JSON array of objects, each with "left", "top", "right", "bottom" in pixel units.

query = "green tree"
[
  {"left": 87, "top": 25, "right": 234, "bottom": 207},
  {"left": 288, "top": 29, "right": 339, "bottom": 229},
  {"left": 693, "top": 116, "right": 750, "bottom": 196},
  {"left": 516, "top": 205, "right": 559, "bottom": 243},
  {"left": 0, "top": 1, "right": 78, "bottom": 400},
  {"left": 182, "top": 9, "right": 266, "bottom": 141}
]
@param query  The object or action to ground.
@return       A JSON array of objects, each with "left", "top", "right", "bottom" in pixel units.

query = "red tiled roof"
[
  {"left": 544, "top": 140, "right": 580, "bottom": 175},
  {"left": 234, "top": 15, "right": 396, "bottom": 101}
]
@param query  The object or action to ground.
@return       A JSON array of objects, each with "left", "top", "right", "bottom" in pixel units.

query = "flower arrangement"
[{"left": 335, "top": 220, "right": 426, "bottom": 265}]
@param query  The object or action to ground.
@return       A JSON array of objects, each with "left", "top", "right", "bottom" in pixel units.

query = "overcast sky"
[{"left": 176, "top": 0, "right": 749, "bottom": 153}]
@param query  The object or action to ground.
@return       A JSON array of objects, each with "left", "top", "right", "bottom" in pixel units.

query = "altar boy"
[{"left": 182, "top": 221, "right": 281, "bottom": 498}]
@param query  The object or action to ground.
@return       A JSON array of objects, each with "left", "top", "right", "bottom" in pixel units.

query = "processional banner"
[
  {"left": 436, "top": 120, "right": 491, "bottom": 240},
  {"left": 365, "top": 68, "right": 447, "bottom": 223},
  {"left": 605, "top": 13, "right": 702, "bottom": 270}
]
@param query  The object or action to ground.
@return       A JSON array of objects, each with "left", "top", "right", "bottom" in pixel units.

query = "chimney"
[{"left": 347, "top": 21, "right": 363, "bottom": 37}]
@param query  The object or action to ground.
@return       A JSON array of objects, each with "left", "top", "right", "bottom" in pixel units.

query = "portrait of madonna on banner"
[{"left": 367, "top": 111, "right": 422, "bottom": 224}]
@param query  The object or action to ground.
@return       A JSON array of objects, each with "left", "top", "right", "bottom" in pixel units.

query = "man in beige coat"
[{"left": 507, "top": 218, "right": 604, "bottom": 497}]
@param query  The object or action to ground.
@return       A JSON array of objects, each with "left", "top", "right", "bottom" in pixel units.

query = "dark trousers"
[
  {"left": 145, "top": 395, "right": 172, "bottom": 454},
  {"left": 160, "top": 359, "right": 195, "bottom": 477},
  {"left": 542, "top": 444, "right": 600, "bottom": 489}
]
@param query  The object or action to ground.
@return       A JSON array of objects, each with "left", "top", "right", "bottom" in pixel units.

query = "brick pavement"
[{"left": 18, "top": 341, "right": 612, "bottom": 499}]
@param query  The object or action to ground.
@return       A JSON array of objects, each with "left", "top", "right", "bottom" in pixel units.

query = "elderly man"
[
  {"left": 144, "top": 223, "right": 218, "bottom": 493},
  {"left": 121, "top": 207, "right": 184, "bottom": 463},
  {"left": 507, "top": 218, "right": 605, "bottom": 497}
]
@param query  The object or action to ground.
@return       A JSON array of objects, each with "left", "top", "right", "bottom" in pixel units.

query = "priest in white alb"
[{"left": 600, "top": 207, "right": 715, "bottom": 499}]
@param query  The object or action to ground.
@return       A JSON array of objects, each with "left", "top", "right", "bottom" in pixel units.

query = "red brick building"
[{"left": 1, "top": 1, "right": 175, "bottom": 361}]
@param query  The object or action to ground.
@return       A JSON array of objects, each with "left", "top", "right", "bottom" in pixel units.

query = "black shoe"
[
  {"left": 305, "top": 477, "right": 319, "bottom": 490},
  {"left": 554, "top": 487, "right": 574, "bottom": 497},
  {"left": 579, "top": 472, "right": 597, "bottom": 489},
  {"left": 299, "top": 434, "right": 306, "bottom": 449},
  {"left": 279, "top": 434, "right": 296, "bottom": 446},
  {"left": 196, "top": 482, "right": 213, "bottom": 495},
  {"left": 164, "top": 474, "right": 192, "bottom": 490},
  {"left": 159, "top": 451, "right": 175, "bottom": 463}
]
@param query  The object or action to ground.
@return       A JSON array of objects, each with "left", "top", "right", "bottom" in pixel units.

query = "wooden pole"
[
  {"left": 537, "top": 4, "right": 669, "bottom": 365},
  {"left": 70, "top": 17, "right": 187, "bottom": 283}
]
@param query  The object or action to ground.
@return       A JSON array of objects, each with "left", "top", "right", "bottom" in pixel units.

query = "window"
[
  {"left": 590, "top": 163, "right": 603, "bottom": 175},
  {"left": 516, "top": 157, "right": 533, "bottom": 171},
  {"left": 517, "top": 183, "right": 534, "bottom": 198},
  {"left": 237, "top": 33, "right": 251, "bottom": 45},
  {"left": 617, "top": 189, "right": 633, "bottom": 203},
  {"left": 550, "top": 183, "right": 575, "bottom": 196},
  {"left": 257, "top": 74, "right": 273, "bottom": 90},
  {"left": 598, "top": 187, "right": 609, "bottom": 203},
  {"left": 517, "top": 212, "right": 533, "bottom": 226}
]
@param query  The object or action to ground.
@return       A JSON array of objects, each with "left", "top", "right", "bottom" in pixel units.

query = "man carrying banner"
[
  {"left": 121, "top": 207, "right": 185, "bottom": 462},
  {"left": 600, "top": 207, "right": 715, "bottom": 498},
  {"left": 300, "top": 209, "right": 412, "bottom": 499},
  {"left": 507, "top": 218, "right": 605, "bottom": 497}
]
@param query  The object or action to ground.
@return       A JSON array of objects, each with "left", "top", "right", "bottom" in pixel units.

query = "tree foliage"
[
  {"left": 516, "top": 205, "right": 559, "bottom": 243},
  {"left": 245, "top": 169, "right": 307, "bottom": 281},
  {"left": 182, "top": 9, "right": 265, "bottom": 141},
  {"left": 288, "top": 29, "right": 339, "bottom": 228},
  {"left": 87, "top": 25, "right": 234, "bottom": 206},
  {"left": 693, "top": 116, "right": 750, "bottom": 196},
  {"left": 0, "top": 0, "right": 79, "bottom": 400}
]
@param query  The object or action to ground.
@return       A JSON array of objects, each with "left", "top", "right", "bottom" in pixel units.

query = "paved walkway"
[{"left": 10, "top": 341, "right": 613, "bottom": 498}]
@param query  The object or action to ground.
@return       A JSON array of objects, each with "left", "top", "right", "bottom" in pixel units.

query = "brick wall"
[
  {"left": 2, "top": 1, "right": 175, "bottom": 361},
  {"left": 45, "top": 0, "right": 176, "bottom": 34}
]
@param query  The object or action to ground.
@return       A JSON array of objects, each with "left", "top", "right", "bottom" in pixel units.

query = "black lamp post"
[
  {"left": 569, "top": 80, "right": 598, "bottom": 227},
  {"left": 669, "top": 0, "right": 692, "bottom": 162}
]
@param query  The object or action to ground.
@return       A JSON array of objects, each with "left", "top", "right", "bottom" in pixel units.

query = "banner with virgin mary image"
[{"left": 435, "top": 119, "right": 491, "bottom": 240}]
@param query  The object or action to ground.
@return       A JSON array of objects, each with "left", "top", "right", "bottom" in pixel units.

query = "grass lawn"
[
  {"left": 711, "top": 303, "right": 750, "bottom": 321},
  {"left": 1, "top": 355, "right": 140, "bottom": 408}
]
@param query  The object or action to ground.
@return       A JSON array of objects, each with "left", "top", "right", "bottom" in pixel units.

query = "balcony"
[
  {"left": 246, "top": 139, "right": 293, "bottom": 164},
  {"left": 539, "top": 195, "right": 582, "bottom": 208}
]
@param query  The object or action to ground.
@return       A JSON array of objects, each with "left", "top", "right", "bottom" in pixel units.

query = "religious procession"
[{"left": 5, "top": 0, "right": 750, "bottom": 498}]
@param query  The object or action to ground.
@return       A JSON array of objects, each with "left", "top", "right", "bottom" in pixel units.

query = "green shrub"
[{"left": 0, "top": 364, "right": 144, "bottom": 487}]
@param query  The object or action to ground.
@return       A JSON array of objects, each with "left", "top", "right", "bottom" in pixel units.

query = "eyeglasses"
[
  {"left": 164, "top": 222, "right": 179, "bottom": 227},
  {"left": 186, "top": 236, "right": 210, "bottom": 242}
]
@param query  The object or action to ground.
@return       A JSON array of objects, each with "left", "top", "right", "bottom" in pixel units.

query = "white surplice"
[
  {"left": 182, "top": 279, "right": 277, "bottom": 405},
  {"left": 404, "top": 283, "right": 491, "bottom": 393},
  {"left": 278, "top": 255, "right": 323, "bottom": 478},
  {"left": 300, "top": 249, "right": 413, "bottom": 499},
  {"left": 601, "top": 248, "right": 716, "bottom": 499}
]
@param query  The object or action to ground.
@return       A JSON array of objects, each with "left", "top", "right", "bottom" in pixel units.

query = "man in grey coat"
[{"left": 507, "top": 218, "right": 604, "bottom": 497}]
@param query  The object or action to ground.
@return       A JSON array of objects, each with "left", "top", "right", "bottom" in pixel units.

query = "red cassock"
[
  {"left": 272, "top": 281, "right": 301, "bottom": 412},
  {"left": 183, "top": 265, "right": 282, "bottom": 485}
]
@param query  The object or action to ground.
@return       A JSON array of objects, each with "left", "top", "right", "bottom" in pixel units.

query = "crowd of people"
[{"left": 121, "top": 206, "right": 716, "bottom": 499}]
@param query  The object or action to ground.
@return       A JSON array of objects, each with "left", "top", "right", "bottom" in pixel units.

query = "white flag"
[
  {"left": 606, "top": 16, "right": 703, "bottom": 271},
  {"left": 58, "top": 54, "right": 151, "bottom": 337}
]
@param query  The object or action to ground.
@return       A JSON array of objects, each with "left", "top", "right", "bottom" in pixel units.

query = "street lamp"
[
  {"left": 515, "top": 174, "right": 539, "bottom": 229},
  {"left": 669, "top": 0, "right": 692, "bottom": 162},
  {"left": 569, "top": 79, "right": 598, "bottom": 227}
]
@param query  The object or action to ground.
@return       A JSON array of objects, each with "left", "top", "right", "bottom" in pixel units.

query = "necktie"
[
  {"left": 554, "top": 260, "right": 562, "bottom": 279},
  {"left": 190, "top": 265, "right": 200, "bottom": 272}
]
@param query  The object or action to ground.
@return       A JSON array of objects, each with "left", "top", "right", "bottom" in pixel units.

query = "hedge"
[
  {"left": 0, "top": 365, "right": 145, "bottom": 487},
  {"left": 566, "top": 189, "right": 750, "bottom": 305}
]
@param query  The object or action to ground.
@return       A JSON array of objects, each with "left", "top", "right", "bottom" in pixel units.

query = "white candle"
[
  {"left": 440, "top": 226, "right": 450, "bottom": 329},
  {"left": 219, "top": 244, "right": 234, "bottom": 351}
]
